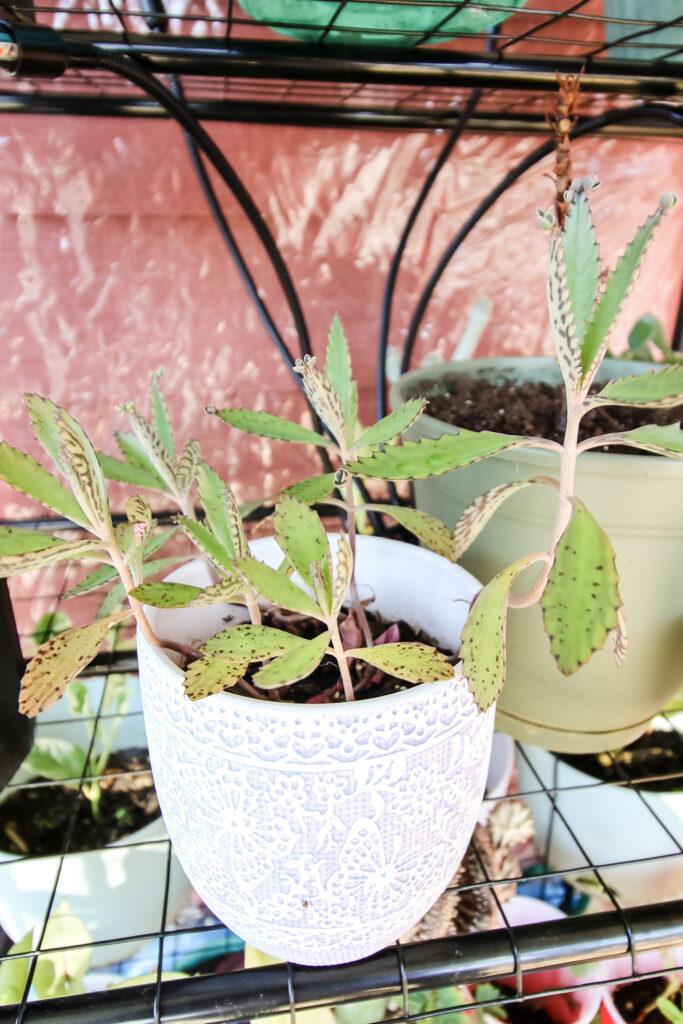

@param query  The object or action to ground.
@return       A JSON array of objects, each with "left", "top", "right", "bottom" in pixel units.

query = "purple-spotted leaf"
[
  {"left": 129, "top": 581, "right": 204, "bottom": 608},
  {"left": 183, "top": 657, "right": 249, "bottom": 701},
  {"left": 189, "top": 577, "right": 245, "bottom": 607},
  {"left": 233, "top": 556, "right": 324, "bottom": 620},
  {"left": 210, "top": 407, "right": 333, "bottom": 448},
  {"left": 0, "top": 526, "right": 66, "bottom": 556},
  {"left": 542, "top": 499, "right": 620, "bottom": 675},
  {"left": 253, "top": 630, "right": 331, "bottom": 689},
  {"left": 294, "top": 356, "right": 347, "bottom": 451},
  {"left": 0, "top": 443, "right": 88, "bottom": 528},
  {"left": 592, "top": 365, "right": 683, "bottom": 408},
  {"left": 282, "top": 473, "right": 336, "bottom": 505},
  {"left": 19, "top": 611, "right": 131, "bottom": 718},
  {"left": 177, "top": 515, "right": 235, "bottom": 575},
  {"left": 202, "top": 624, "right": 308, "bottom": 661},
  {"left": 345, "top": 643, "right": 453, "bottom": 683},
  {"left": 331, "top": 534, "right": 353, "bottom": 618},
  {"left": 124, "top": 406, "right": 179, "bottom": 492},
  {"left": 274, "top": 495, "right": 332, "bottom": 600},
  {"left": 347, "top": 432, "right": 536, "bottom": 481},
  {"left": 366, "top": 503, "right": 455, "bottom": 561},
  {"left": 353, "top": 399, "right": 426, "bottom": 452},
  {"left": 454, "top": 478, "right": 556, "bottom": 559},
  {"left": 0, "top": 538, "right": 107, "bottom": 578},
  {"left": 460, "top": 554, "right": 544, "bottom": 711},
  {"left": 56, "top": 412, "right": 111, "bottom": 535}
]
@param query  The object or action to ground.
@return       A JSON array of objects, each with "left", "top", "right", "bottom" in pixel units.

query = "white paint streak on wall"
[{"left": 54, "top": 170, "right": 95, "bottom": 292}]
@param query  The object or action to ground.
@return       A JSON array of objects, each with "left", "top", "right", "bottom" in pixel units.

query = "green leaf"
[
  {"left": 177, "top": 515, "right": 235, "bottom": 575},
  {"left": 25, "top": 393, "right": 63, "bottom": 469},
  {"left": 274, "top": 495, "right": 332, "bottom": 600},
  {"left": 30, "top": 610, "right": 72, "bottom": 646},
  {"left": 234, "top": 557, "right": 324, "bottom": 620},
  {"left": 587, "top": 422, "right": 683, "bottom": 457},
  {"left": 129, "top": 581, "right": 203, "bottom": 608},
  {"left": 177, "top": 438, "right": 200, "bottom": 493},
  {"left": 628, "top": 313, "right": 672, "bottom": 359},
  {"left": 211, "top": 408, "right": 333, "bottom": 448},
  {"left": 542, "top": 499, "right": 621, "bottom": 675},
  {"left": 282, "top": 473, "right": 336, "bottom": 505},
  {"left": 19, "top": 611, "right": 131, "bottom": 718},
  {"left": 22, "top": 737, "right": 87, "bottom": 784},
  {"left": 253, "top": 630, "right": 331, "bottom": 688},
  {"left": 202, "top": 624, "right": 308, "bottom": 661},
  {"left": 331, "top": 534, "right": 353, "bottom": 618},
  {"left": 94, "top": 556, "right": 181, "bottom": 617},
  {"left": 353, "top": 399, "right": 426, "bottom": 451},
  {"left": 347, "top": 381, "right": 359, "bottom": 449},
  {"left": 116, "top": 431, "right": 167, "bottom": 478},
  {"left": 0, "top": 538, "right": 108, "bottom": 578},
  {"left": 325, "top": 314, "right": 354, "bottom": 440},
  {"left": 347, "top": 431, "right": 532, "bottom": 481},
  {"left": 97, "top": 452, "right": 169, "bottom": 492},
  {"left": 561, "top": 186, "right": 601, "bottom": 343},
  {"left": 547, "top": 232, "right": 582, "bottom": 389},
  {"left": 183, "top": 657, "right": 250, "bottom": 701},
  {"left": 581, "top": 199, "right": 674, "bottom": 380},
  {"left": 346, "top": 642, "right": 453, "bottom": 684},
  {"left": 592, "top": 365, "right": 683, "bottom": 408},
  {"left": 0, "top": 928, "right": 33, "bottom": 1007},
  {"left": 0, "top": 526, "right": 65, "bottom": 556},
  {"left": 56, "top": 411, "right": 111, "bottom": 535},
  {"left": 124, "top": 407, "right": 179, "bottom": 493},
  {"left": 150, "top": 370, "right": 176, "bottom": 459},
  {"left": 196, "top": 462, "right": 238, "bottom": 558},
  {"left": 33, "top": 901, "right": 91, "bottom": 1000},
  {"left": 460, "top": 553, "right": 543, "bottom": 711},
  {"left": 0, "top": 443, "right": 89, "bottom": 527},
  {"left": 189, "top": 577, "right": 245, "bottom": 607},
  {"left": 453, "top": 478, "right": 554, "bottom": 559},
  {"left": 365, "top": 504, "right": 455, "bottom": 561}
]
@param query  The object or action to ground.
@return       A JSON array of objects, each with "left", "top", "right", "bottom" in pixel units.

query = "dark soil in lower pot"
[
  {"left": 0, "top": 749, "right": 159, "bottom": 856},
  {"left": 612, "top": 974, "right": 682, "bottom": 1024},
  {"left": 474, "top": 982, "right": 582, "bottom": 1024},
  {"left": 409, "top": 374, "right": 683, "bottom": 449},
  {"left": 560, "top": 730, "right": 683, "bottom": 793}
]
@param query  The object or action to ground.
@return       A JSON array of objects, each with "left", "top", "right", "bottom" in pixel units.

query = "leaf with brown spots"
[
  {"left": 253, "top": 631, "right": 331, "bottom": 689},
  {"left": 454, "top": 477, "right": 557, "bottom": 559},
  {"left": 0, "top": 538, "right": 108, "bottom": 578},
  {"left": 274, "top": 495, "right": 332, "bottom": 600},
  {"left": 183, "top": 657, "right": 249, "bottom": 701},
  {"left": 19, "top": 612, "right": 131, "bottom": 718},
  {"left": 233, "top": 556, "right": 324, "bottom": 620},
  {"left": 364, "top": 504, "right": 455, "bottom": 562},
  {"left": 129, "top": 581, "right": 204, "bottom": 608},
  {"left": 202, "top": 624, "right": 308, "bottom": 661},
  {"left": 345, "top": 643, "right": 453, "bottom": 684},
  {"left": 56, "top": 413, "right": 112, "bottom": 536}
]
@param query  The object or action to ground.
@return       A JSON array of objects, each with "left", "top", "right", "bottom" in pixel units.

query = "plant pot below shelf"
[
  {"left": 137, "top": 535, "right": 495, "bottom": 966},
  {"left": 601, "top": 948, "right": 683, "bottom": 1024},
  {"left": 391, "top": 357, "right": 683, "bottom": 754}
]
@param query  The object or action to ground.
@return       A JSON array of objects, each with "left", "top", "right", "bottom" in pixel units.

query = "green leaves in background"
[
  {"left": 353, "top": 399, "right": 425, "bottom": 452},
  {"left": 282, "top": 473, "right": 336, "bottom": 504}
]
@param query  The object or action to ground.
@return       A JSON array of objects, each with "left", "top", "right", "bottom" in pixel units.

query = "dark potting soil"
[
  {"left": 478, "top": 982, "right": 581, "bottom": 1024},
  {"left": 409, "top": 373, "right": 683, "bottom": 449},
  {"left": 561, "top": 730, "right": 683, "bottom": 793},
  {"left": 612, "top": 975, "right": 682, "bottom": 1024},
  {"left": 0, "top": 749, "right": 159, "bottom": 856}
]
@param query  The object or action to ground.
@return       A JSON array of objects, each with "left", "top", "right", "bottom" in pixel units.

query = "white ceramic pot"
[
  {"left": 0, "top": 705, "right": 192, "bottom": 968},
  {"left": 516, "top": 739, "right": 683, "bottom": 909},
  {"left": 392, "top": 357, "right": 683, "bottom": 753},
  {"left": 137, "top": 534, "right": 495, "bottom": 966}
]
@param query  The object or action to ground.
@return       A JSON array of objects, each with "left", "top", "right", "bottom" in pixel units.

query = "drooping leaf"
[
  {"left": 19, "top": 611, "right": 131, "bottom": 718},
  {"left": 345, "top": 642, "right": 453, "bottom": 684},
  {"left": 197, "top": 462, "right": 238, "bottom": 559},
  {"left": 189, "top": 577, "right": 245, "bottom": 607},
  {"left": 183, "top": 657, "right": 249, "bottom": 701},
  {"left": 94, "top": 556, "right": 181, "bottom": 616},
  {"left": 150, "top": 370, "right": 176, "bottom": 459},
  {"left": 293, "top": 356, "right": 347, "bottom": 450},
  {"left": 177, "top": 515, "right": 235, "bottom": 575},
  {"left": 542, "top": 499, "right": 620, "bottom": 675},
  {"left": 453, "top": 478, "right": 554, "bottom": 559},
  {"left": 0, "top": 526, "right": 66, "bottom": 556},
  {"left": 56, "top": 413, "right": 111, "bottom": 535},
  {"left": 592, "top": 365, "right": 683, "bottom": 408},
  {"left": 581, "top": 197, "right": 676, "bottom": 381},
  {"left": 33, "top": 901, "right": 92, "bottom": 1000},
  {"left": 347, "top": 431, "right": 535, "bottom": 481},
  {"left": 25, "top": 393, "right": 63, "bottom": 469},
  {"left": 210, "top": 407, "right": 333, "bottom": 448},
  {"left": 353, "top": 399, "right": 426, "bottom": 452},
  {"left": 282, "top": 473, "right": 336, "bottom": 505},
  {"left": 365, "top": 504, "right": 455, "bottom": 562},
  {"left": 0, "top": 539, "right": 107, "bottom": 578},
  {"left": 0, "top": 443, "right": 88, "bottom": 527},
  {"left": 324, "top": 314, "right": 354, "bottom": 445},
  {"left": 547, "top": 232, "right": 582, "bottom": 390},
  {"left": 0, "top": 928, "right": 33, "bottom": 1007},
  {"left": 97, "top": 451, "right": 170, "bottom": 492},
  {"left": 22, "top": 737, "right": 87, "bottom": 784},
  {"left": 274, "top": 495, "right": 332, "bottom": 600},
  {"left": 560, "top": 186, "right": 601, "bottom": 343},
  {"left": 582, "top": 422, "right": 683, "bottom": 457},
  {"left": 253, "top": 630, "right": 331, "bottom": 688},
  {"left": 234, "top": 556, "right": 324, "bottom": 620},
  {"left": 331, "top": 534, "right": 353, "bottom": 618},
  {"left": 460, "top": 553, "right": 544, "bottom": 711},
  {"left": 129, "top": 581, "right": 204, "bottom": 608},
  {"left": 202, "top": 624, "right": 308, "bottom": 661}
]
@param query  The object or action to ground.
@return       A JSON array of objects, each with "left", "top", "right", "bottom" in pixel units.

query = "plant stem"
[
  {"left": 245, "top": 591, "right": 262, "bottom": 626},
  {"left": 329, "top": 621, "right": 355, "bottom": 702},
  {"left": 104, "top": 529, "right": 163, "bottom": 650},
  {"left": 343, "top": 477, "right": 373, "bottom": 647}
]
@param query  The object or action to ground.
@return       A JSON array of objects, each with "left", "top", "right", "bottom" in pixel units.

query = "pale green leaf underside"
[
  {"left": 151, "top": 371, "right": 176, "bottom": 459},
  {"left": 202, "top": 624, "right": 307, "bottom": 661},
  {"left": 331, "top": 534, "right": 353, "bottom": 618},
  {"left": 454, "top": 478, "right": 555, "bottom": 559},
  {"left": 585, "top": 422, "right": 683, "bottom": 457},
  {"left": 547, "top": 233, "right": 582, "bottom": 389},
  {"left": 325, "top": 314, "right": 353, "bottom": 438},
  {"left": 0, "top": 539, "right": 107, "bottom": 578},
  {"left": 0, "top": 526, "right": 65, "bottom": 556},
  {"left": 561, "top": 188, "right": 601, "bottom": 342},
  {"left": 353, "top": 399, "right": 426, "bottom": 451},
  {"left": 274, "top": 495, "right": 332, "bottom": 600},
  {"left": 346, "top": 642, "right": 453, "bottom": 684},
  {"left": 130, "top": 581, "right": 203, "bottom": 608},
  {"left": 254, "top": 630, "right": 331, "bottom": 688},
  {"left": 196, "top": 462, "right": 237, "bottom": 559},
  {"left": 592, "top": 365, "right": 683, "bottom": 408},
  {"left": 212, "top": 408, "right": 333, "bottom": 448},
  {"left": 98, "top": 452, "right": 169, "bottom": 492},
  {"left": 183, "top": 657, "right": 249, "bottom": 701},
  {"left": 283, "top": 473, "right": 336, "bottom": 505},
  {"left": 542, "top": 498, "right": 620, "bottom": 675},
  {"left": 234, "top": 556, "right": 324, "bottom": 620},
  {"left": 365, "top": 504, "right": 455, "bottom": 561},
  {"left": 460, "top": 553, "right": 543, "bottom": 711},
  {"left": 177, "top": 516, "right": 235, "bottom": 575},
  {"left": 19, "top": 611, "right": 130, "bottom": 718},
  {"left": 347, "top": 431, "right": 533, "bottom": 481},
  {"left": 0, "top": 443, "right": 88, "bottom": 527}
]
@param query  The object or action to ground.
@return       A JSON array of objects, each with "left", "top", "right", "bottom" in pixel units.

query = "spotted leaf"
[
  {"left": 202, "top": 624, "right": 308, "bottom": 661},
  {"left": 353, "top": 399, "right": 426, "bottom": 452},
  {"left": 253, "top": 630, "right": 331, "bottom": 689},
  {"left": 129, "top": 581, "right": 204, "bottom": 608},
  {"left": 183, "top": 657, "right": 249, "bottom": 701},
  {"left": 210, "top": 407, "right": 333, "bottom": 448},
  {"left": 0, "top": 539, "right": 108, "bottom": 578},
  {"left": 331, "top": 534, "right": 353, "bottom": 619},
  {"left": 347, "top": 432, "right": 534, "bottom": 481},
  {"left": 282, "top": 473, "right": 336, "bottom": 505},
  {"left": 57, "top": 413, "right": 111, "bottom": 535},
  {"left": 150, "top": 369, "right": 176, "bottom": 459},
  {"left": 0, "top": 443, "right": 88, "bottom": 528},
  {"left": 233, "top": 556, "right": 324, "bottom": 620},
  {"left": 345, "top": 642, "right": 453, "bottom": 684},
  {"left": 592, "top": 365, "right": 683, "bottom": 409},
  {"left": 454, "top": 478, "right": 555, "bottom": 559},
  {"left": 274, "top": 495, "right": 332, "bottom": 599},
  {"left": 189, "top": 577, "right": 246, "bottom": 607},
  {"left": 365, "top": 504, "right": 455, "bottom": 561},
  {"left": 293, "top": 356, "right": 347, "bottom": 451}
]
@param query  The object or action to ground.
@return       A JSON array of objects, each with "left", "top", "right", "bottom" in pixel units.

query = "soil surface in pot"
[
  {"left": 560, "top": 730, "right": 683, "bottom": 793},
  {"left": 612, "top": 975, "right": 682, "bottom": 1024},
  {"left": 0, "top": 749, "right": 159, "bottom": 856},
  {"left": 409, "top": 374, "right": 683, "bottom": 449}
]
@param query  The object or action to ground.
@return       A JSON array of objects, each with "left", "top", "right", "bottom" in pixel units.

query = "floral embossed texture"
[{"left": 136, "top": 540, "right": 494, "bottom": 965}]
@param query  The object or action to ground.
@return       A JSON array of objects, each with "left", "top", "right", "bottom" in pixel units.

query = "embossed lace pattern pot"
[{"left": 137, "top": 535, "right": 495, "bottom": 966}]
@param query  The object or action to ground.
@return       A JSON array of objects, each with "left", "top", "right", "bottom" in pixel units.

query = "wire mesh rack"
[
  {"left": 1, "top": 1, "right": 683, "bottom": 128},
  {"left": 0, "top": 515, "right": 682, "bottom": 1024}
]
